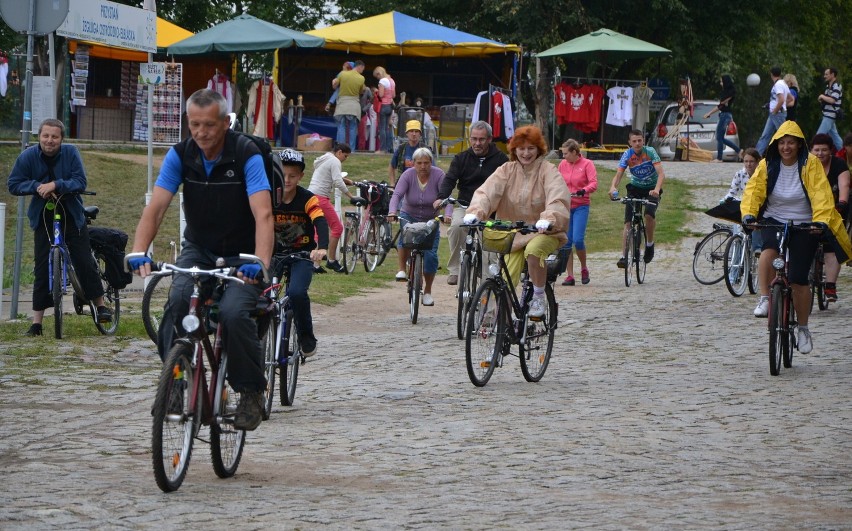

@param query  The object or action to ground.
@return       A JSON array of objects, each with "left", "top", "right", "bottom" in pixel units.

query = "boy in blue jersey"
[{"left": 608, "top": 129, "right": 666, "bottom": 267}]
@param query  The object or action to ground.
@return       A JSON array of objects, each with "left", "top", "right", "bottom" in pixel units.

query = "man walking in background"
[
  {"left": 755, "top": 66, "right": 789, "bottom": 156},
  {"left": 817, "top": 67, "right": 844, "bottom": 151},
  {"left": 332, "top": 60, "right": 366, "bottom": 147}
]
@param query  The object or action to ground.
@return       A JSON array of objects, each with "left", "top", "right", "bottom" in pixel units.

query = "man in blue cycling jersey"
[{"left": 128, "top": 89, "right": 274, "bottom": 431}]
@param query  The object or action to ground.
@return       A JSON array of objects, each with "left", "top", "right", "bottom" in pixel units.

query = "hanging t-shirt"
[
  {"left": 575, "top": 84, "right": 605, "bottom": 134},
  {"left": 554, "top": 82, "right": 570, "bottom": 125},
  {"left": 606, "top": 86, "right": 634, "bottom": 127},
  {"left": 207, "top": 73, "right": 234, "bottom": 114},
  {"left": 632, "top": 85, "right": 654, "bottom": 130},
  {"left": 472, "top": 90, "right": 515, "bottom": 141}
]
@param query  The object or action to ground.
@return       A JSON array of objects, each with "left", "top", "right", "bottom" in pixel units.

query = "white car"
[{"left": 648, "top": 100, "right": 741, "bottom": 161}]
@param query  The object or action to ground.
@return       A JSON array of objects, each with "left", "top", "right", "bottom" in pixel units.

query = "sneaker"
[
  {"left": 395, "top": 270, "right": 407, "bottom": 281},
  {"left": 326, "top": 260, "right": 345, "bottom": 273},
  {"left": 313, "top": 265, "right": 327, "bottom": 274},
  {"left": 422, "top": 293, "right": 434, "bottom": 306},
  {"left": 561, "top": 276, "right": 575, "bottom": 286},
  {"left": 643, "top": 243, "right": 655, "bottom": 263},
  {"left": 825, "top": 286, "right": 838, "bottom": 302},
  {"left": 754, "top": 296, "right": 769, "bottom": 318},
  {"left": 616, "top": 257, "right": 627, "bottom": 269},
  {"left": 528, "top": 295, "right": 546, "bottom": 318},
  {"left": 581, "top": 268, "right": 590, "bottom": 285},
  {"left": 25, "top": 323, "right": 43, "bottom": 336},
  {"left": 447, "top": 274, "right": 458, "bottom": 285},
  {"left": 302, "top": 342, "right": 317, "bottom": 358},
  {"left": 233, "top": 391, "right": 264, "bottom": 431},
  {"left": 797, "top": 327, "right": 813, "bottom": 354},
  {"left": 96, "top": 306, "right": 113, "bottom": 323}
]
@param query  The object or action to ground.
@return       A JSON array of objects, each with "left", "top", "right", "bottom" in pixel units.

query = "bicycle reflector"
[{"left": 182, "top": 314, "right": 201, "bottom": 333}]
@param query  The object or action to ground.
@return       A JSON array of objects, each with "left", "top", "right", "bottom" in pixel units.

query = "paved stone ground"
[{"left": 2, "top": 161, "right": 851, "bottom": 529}]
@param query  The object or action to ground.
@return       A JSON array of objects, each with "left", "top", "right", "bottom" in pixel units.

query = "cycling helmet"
[{"left": 278, "top": 148, "right": 305, "bottom": 170}]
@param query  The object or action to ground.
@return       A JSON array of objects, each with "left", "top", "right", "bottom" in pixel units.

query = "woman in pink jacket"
[{"left": 558, "top": 139, "right": 598, "bottom": 285}]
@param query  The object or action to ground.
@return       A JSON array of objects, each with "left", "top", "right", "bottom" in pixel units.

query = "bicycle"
[
  {"left": 693, "top": 223, "right": 734, "bottom": 286},
  {"left": 723, "top": 225, "right": 759, "bottom": 297},
  {"left": 125, "top": 251, "right": 269, "bottom": 492},
  {"left": 438, "top": 197, "right": 484, "bottom": 340},
  {"left": 260, "top": 250, "right": 313, "bottom": 415},
  {"left": 809, "top": 241, "right": 829, "bottom": 311},
  {"left": 341, "top": 180, "right": 393, "bottom": 273},
  {"left": 616, "top": 196, "right": 657, "bottom": 287},
  {"left": 37, "top": 191, "right": 121, "bottom": 338},
  {"left": 398, "top": 216, "right": 440, "bottom": 324},
  {"left": 748, "top": 220, "right": 824, "bottom": 376},
  {"left": 464, "top": 220, "right": 557, "bottom": 387}
]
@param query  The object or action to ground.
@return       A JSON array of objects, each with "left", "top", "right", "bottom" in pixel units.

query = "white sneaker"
[
  {"left": 797, "top": 327, "right": 813, "bottom": 354},
  {"left": 754, "top": 296, "right": 769, "bottom": 317},
  {"left": 395, "top": 270, "right": 407, "bottom": 281},
  {"left": 422, "top": 293, "right": 434, "bottom": 306},
  {"left": 528, "top": 295, "right": 546, "bottom": 318}
]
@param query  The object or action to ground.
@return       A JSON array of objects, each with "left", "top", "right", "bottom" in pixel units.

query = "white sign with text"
[
  {"left": 139, "top": 62, "right": 166, "bottom": 85},
  {"left": 57, "top": 0, "right": 156, "bottom": 53}
]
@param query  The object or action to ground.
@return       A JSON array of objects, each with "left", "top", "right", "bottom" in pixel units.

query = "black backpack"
[
  {"left": 234, "top": 132, "right": 286, "bottom": 207},
  {"left": 88, "top": 227, "right": 133, "bottom": 289}
]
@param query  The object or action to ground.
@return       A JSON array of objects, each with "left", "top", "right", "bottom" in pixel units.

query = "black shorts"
[
  {"left": 759, "top": 217, "right": 820, "bottom": 285},
  {"left": 624, "top": 183, "right": 662, "bottom": 223}
]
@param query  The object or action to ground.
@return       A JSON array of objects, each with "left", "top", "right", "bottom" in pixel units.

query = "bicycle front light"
[
  {"left": 465, "top": 234, "right": 473, "bottom": 245},
  {"left": 772, "top": 257, "right": 785, "bottom": 271},
  {"left": 182, "top": 314, "right": 201, "bottom": 333},
  {"left": 489, "top": 264, "right": 500, "bottom": 277}
]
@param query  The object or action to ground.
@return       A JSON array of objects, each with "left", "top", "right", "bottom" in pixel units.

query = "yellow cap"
[{"left": 405, "top": 120, "right": 422, "bottom": 133}]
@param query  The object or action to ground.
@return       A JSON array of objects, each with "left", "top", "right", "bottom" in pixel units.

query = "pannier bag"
[{"left": 88, "top": 227, "right": 133, "bottom": 289}]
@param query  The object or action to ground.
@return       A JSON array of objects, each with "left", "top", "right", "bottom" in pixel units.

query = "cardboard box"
[{"left": 297, "top": 133, "right": 333, "bottom": 152}]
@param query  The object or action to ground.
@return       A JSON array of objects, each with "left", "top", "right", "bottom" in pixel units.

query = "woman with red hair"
[{"left": 463, "top": 125, "right": 571, "bottom": 317}]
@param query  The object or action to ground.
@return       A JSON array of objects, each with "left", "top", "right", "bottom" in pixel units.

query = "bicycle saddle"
[
  {"left": 84, "top": 206, "right": 99, "bottom": 220},
  {"left": 350, "top": 197, "right": 367, "bottom": 207}
]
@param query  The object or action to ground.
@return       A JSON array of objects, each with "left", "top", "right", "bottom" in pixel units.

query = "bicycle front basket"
[
  {"left": 481, "top": 227, "right": 516, "bottom": 254},
  {"left": 400, "top": 221, "right": 438, "bottom": 250}
]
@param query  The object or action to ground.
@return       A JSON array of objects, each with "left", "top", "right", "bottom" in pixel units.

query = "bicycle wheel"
[
  {"left": 768, "top": 283, "right": 785, "bottom": 376},
  {"left": 465, "top": 280, "right": 503, "bottom": 387},
  {"left": 51, "top": 247, "right": 64, "bottom": 339},
  {"left": 409, "top": 253, "right": 422, "bottom": 324},
  {"left": 724, "top": 234, "right": 749, "bottom": 297},
  {"left": 520, "top": 283, "right": 556, "bottom": 382},
  {"left": 363, "top": 219, "right": 380, "bottom": 272},
  {"left": 279, "top": 309, "right": 300, "bottom": 407},
  {"left": 152, "top": 341, "right": 198, "bottom": 492},
  {"left": 341, "top": 217, "right": 359, "bottom": 274},
  {"left": 748, "top": 251, "right": 759, "bottom": 295},
  {"left": 623, "top": 225, "right": 634, "bottom": 287},
  {"left": 808, "top": 258, "right": 818, "bottom": 313},
  {"left": 784, "top": 301, "right": 796, "bottom": 369},
  {"left": 456, "top": 252, "right": 473, "bottom": 340},
  {"left": 261, "top": 311, "right": 277, "bottom": 420},
  {"left": 635, "top": 224, "right": 647, "bottom": 284},
  {"left": 375, "top": 220, "right": 392, "bottom": 267},
  {"left": 692, "top": 228, "right": 732, "bottom": 285},
  {"left": 211, "top": 351, "right": 246, "bottom": 478},
  {"left": 142, "top": 273, "right": 172, "bottom": 344},
  {"left": 816, "top": 255, "right": 828, "bottom": 311},
  {"left": 93, "top": 252, "right": 120, "bottom": 335}
]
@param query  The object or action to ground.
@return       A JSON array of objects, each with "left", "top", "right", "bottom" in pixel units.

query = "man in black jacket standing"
[{"left": 434, "top": 121, "right": 508, "bottom": 284}]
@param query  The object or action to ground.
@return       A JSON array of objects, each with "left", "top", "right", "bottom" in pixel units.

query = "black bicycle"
[
  {"left": 464, "top": 221, "right": 558, "bottom": 387},
  {"left": 439, "top": 197, "right": 483, "bottom": 340},
  {"left": 616, "top": 196, "right": 657, "bottom": 287}
]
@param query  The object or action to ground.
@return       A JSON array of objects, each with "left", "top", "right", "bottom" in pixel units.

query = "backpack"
[
  {"left": 234, "top": 132, "right": 286, "bottom": 207},
  {"left": 88, "top": 227, "right": 133, "bottom": 289}
]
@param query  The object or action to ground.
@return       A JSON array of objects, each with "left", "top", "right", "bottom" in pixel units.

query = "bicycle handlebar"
[
  {"left": 123, "top": 252, "right": 271, "bottom": 283},
  {"left": 612, "top": 196, "right": 657, "bottom": 206},
  {"left": 461, "top": 219, "right": 548, "bottom": 234},
  {"left": 439, "top": 197, "right": 469, "bottom": 209}
]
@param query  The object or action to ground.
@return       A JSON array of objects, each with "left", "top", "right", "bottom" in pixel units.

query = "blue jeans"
[
  {"left": 398, "top": 212, "right": 440, "bottom": 274},
  {"left": 816, "top": 116, "right": 843, "bottom": 151},
  {"left": 379, "top": 104, "right": 393, "bottom": 152},
  {"left": 715, "top": 112, "right": 741, "bottom": 160},
  {"left": 562, "top": 204, "right": 590, "bottom": 251},
  {"left": 336, "top": 114, "right": 358, "bottom": 145},
  {"left": 282, "top": 258, "right": 316, "bottom": 352},
  {"left": 755, "top": 111, "right": 787, "bottom": 155}
]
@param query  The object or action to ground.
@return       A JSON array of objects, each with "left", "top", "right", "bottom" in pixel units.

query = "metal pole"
[
  {"left": 0, "top": 202, "right": 6, "bottom": 320},
  {"left": 9, "top": 0, "right": 37, "bottom": 318},
  {"left": 147, "top": 54, "right": 153, "bottom": 195}
]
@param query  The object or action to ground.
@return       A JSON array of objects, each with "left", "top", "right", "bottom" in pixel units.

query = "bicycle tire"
[
  {"left": 341, "top": 217, "right": 358, "bottom": 274},
  {"left": 152, "top": 341, "right": 198, "bottom": 492},
  {"left": 465, "top": 280, "right": 503, "bottom": 387},
  {"left": 623, "top": 225, "right": 634, "bottom": 287},
  {"left": 261, "top": 311, "right": 277, "bottom": 420},
  {"left": 768, "top": 283, "right": 785, "bottom": 376},
  {"left": 210, "top": 351, "right": 247, "bottom": 478},
  {"left": 93, "top": 252, "right": 120, "bottom": 335},
  {"left": 456, "top": 253, "right": 472, "bottom": 340},
  {"left": 52, "top": 247, "right": 64, "bottom": 339},
  {"left": 748, "top": 252, "right": 759, "bottom": 295},
  {"left": 73, "top": 292, "right": 85, "bottom": 315},
  {"left": 815, "top": 253, "right": 829, "bottom": 311},
  {"left": 635, "top": 224, "right": 647, "bottom": 284},
  {"left": 520, "top": 283, "right": 556, "bottom": 382},
  {"left": 808, "top": 258, "right": 818, "bottom": 313},
  {"left": 142, "top": 273, "right": 172, "bottom": 345},
  {"left": 409, "top": 253, "right": 422, "bottom": 324},
  {"left": 279, "top": 309, "right": 300, "bottom": 407},
  {"left": 364, "top": 219, "right": 380, "bottom": 272},
  {"left": 375, "top": 220, "right": 392, "bottom": 267},
  {"left": 724, "top": 234, "right": 749, "bottom": 297},
  {"left": 784, "top": 301, "right": 795, "bottom": 369},
  {"left": 693, "top": 228, "right": 732, "bottom": 285}
]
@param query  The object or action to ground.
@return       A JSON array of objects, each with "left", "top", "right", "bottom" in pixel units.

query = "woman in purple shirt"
[{"left": 388, "top": 147, "right": 446, "bottom": 306}]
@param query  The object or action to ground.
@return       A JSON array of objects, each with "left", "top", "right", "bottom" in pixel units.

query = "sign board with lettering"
[
  {"left": 31, "top": 76, "right": 56, "bottom": 132},
  {"left": 57, "top": 0, "right": 156, "bottom": 53},
  {"left": 139, "top": 62, "right": 165, "bottom": 85}
]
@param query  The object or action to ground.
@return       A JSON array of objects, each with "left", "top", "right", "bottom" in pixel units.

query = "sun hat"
[{"left": 405, "top": 120, "right": 422, "bottom": 133}]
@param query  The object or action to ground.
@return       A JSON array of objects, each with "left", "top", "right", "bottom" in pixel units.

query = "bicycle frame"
[
  {"left": 483, "top": 245, "right": 536, "bottom": 347},
  {"left": 47, "top": 212, "right": 76, "bottom": 297}
]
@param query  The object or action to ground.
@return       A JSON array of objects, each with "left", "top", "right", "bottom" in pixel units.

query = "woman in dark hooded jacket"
[{"left": 704, "top": 74, "right": 742, "bottom": 162}]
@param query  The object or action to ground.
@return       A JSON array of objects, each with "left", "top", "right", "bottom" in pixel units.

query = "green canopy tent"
[{"left": 166, "top": 14, "right": 324, "bottom": 54}]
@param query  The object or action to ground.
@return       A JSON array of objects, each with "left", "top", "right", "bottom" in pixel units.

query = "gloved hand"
[
  {"left": 237, "top": 263, "right": 263, "bottom": 280},
  {"left": 463, "top": 214, "right": 478, "bottom": 225},
  {"left": 575, "top": 188, "right": 586, "bottom": 197},
  {"left": 535, "top": 219, "right": 552, "bottom": 231},
  {"left": 741, "top": 215, "right": 757, "bottom": 234},
  {"left": 128, "top": 256, "right": 152, "bottom": 272}
]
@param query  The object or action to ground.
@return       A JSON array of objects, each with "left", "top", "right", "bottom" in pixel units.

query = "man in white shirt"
[{"left": 755, "top": 66, "right": 790, "bottom": 155}]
